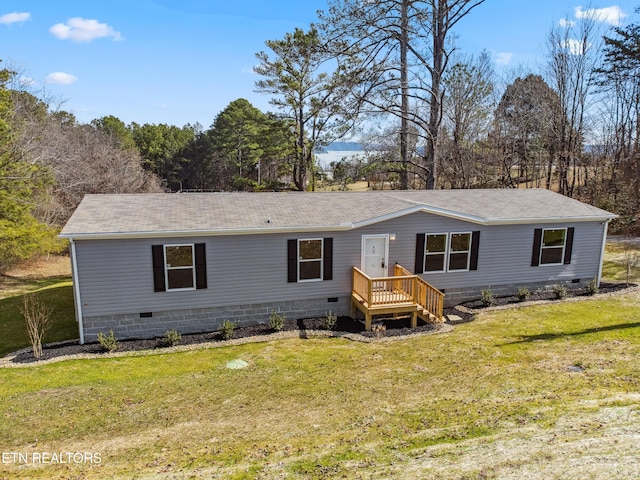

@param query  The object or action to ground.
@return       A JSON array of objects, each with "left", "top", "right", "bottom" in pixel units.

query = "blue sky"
[{"left": 1, "top": 1, "right": 637, "bottom": 128}]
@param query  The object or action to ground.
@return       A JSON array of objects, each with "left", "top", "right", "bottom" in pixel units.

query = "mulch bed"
[
  {"left": 460, "top": 282, "right": 630, "bottom": 309},
  {"left": 4, "top": 282, "right": 634, "bottom": 365}
]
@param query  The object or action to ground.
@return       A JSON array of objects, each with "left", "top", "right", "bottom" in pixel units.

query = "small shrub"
[
  {"left": 480, "top": 288, "right": 495, "bottom": 307},
  {"left": 586, "top": 278, "right": 599, "bottom": 296},
  {"left": 269, "top": 310, "right": 285, "bottom": 332},
  {"left": 97, "top": 329, "right": 119, "bottom": 352},
  {"left": 371, "top": 324, "right": 386, "bottom": 338},
  {"left": 220, "top": 320, "right": 235, "bottom": 340},
  {"left": 162, "top": 329, "right": 182, "bottom": 347},
  {"left": 622, "top": 241, "right": 639, "bottom": 285},
  {"left": 322, "top": 311, "right": 337, "bottom": 330},
  {"left": 553, "top": 284, "right": 567, "bottom": 300},
  {"left": 21, "top": 293, "right": 52, "bottom": 359},
  {"left": 516, "top": 287, "right": 530, "bottom": 302}
]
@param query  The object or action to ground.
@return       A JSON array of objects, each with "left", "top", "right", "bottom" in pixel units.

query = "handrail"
[
  {"left": 352, "top": 265, "right": 444, "bottom": 321},
  {"left": 415, "top": 276, "right": 444, "bottom": 321}
]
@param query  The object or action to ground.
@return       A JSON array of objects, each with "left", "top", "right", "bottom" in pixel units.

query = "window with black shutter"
[
  {"left": 531, "top": 228, "right": 573, "bottom": 266},
  {"left": 416, "top": 231, "right": 480, "bottom": 273},
  {"left": 287, "top": 238, "right": 333, "bottom": 282},
  {"left": 152, "top": 243, "right": 207, "bottom": 292}
]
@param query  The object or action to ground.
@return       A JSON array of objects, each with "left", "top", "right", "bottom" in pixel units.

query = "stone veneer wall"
[
  {"left": 82, "top": 279, "right": 590, "bottom": 342},
  {"left": 82, "top": 296, "right": 351, "bottom": 343}
]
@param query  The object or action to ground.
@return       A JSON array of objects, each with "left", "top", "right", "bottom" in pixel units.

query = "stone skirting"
[
  {"left": 442, "top": 279, "right": 590, "bottom": 307},
  {"left": 82, "top": 296, "right": 351, "bottom": 343}
]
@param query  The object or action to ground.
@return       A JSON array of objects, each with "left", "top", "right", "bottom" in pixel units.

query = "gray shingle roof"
[{"left": 59, "top": 189, "right": 616, "bottom": 239}]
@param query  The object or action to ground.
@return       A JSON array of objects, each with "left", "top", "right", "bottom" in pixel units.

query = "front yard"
[
  {"left": 0, "top": 243, "right": 638, "bottom": 478},
  {"left": 0, "top": 290, "right": 639, "bottom": 479}
]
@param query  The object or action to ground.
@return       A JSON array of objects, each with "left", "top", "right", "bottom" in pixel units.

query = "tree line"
[{"left": 2, "top": 0, "right": 640, "bottom": 272}]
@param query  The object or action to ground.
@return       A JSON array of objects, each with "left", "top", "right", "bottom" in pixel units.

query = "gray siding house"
[{"left": 59, "top": 189, "right": 616, "bottom": 343}]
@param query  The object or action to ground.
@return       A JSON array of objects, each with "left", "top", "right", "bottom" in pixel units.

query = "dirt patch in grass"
[
  {"left": 370, "top": 395, "right": 640, "bottom": 480},
  {"left": 0, "top": 255, "right": 71, "bottom": 300},
  {"left": 2, "top": 254, "right": 71, "bottom": 279}
]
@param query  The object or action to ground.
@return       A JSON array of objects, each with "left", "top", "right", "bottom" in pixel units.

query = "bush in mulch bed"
[
  {"left": 461, "top": 282, "right": 632, "bottom": 310},
  {"left": 6, "top": 282, "right": 633, "bottom": 365},
  {"left": 5, "top": 315, "right": 448, "bottom": 365}
]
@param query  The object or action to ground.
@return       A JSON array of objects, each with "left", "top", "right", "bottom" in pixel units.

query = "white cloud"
[
  {"left": 49, "top": 17, "right": 123, "bottom": 42},
  {"left": 0, "top": 12, "right": 31, "bottom": 25},
  {"left": 559, "top": 18, "right": 576, "bottom": 28},
  {"left": 562, "top": 38, "right": 587, "bottom": 55},
  {"left": 575, "top": 6, "right": 627, "bottom": 26},
  {"left": 495, "top": 52, "right": 513, "bottom": 66},
  {"left": 19, "top": 76, "right": 35, "bottom": 87},
  {"left": 45, "top": 72, "right": 78, "bottom": 85}
]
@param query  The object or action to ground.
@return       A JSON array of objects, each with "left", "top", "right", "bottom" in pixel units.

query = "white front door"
[{"left": 362, "top": 235, "right": 389, "bottom": 278}]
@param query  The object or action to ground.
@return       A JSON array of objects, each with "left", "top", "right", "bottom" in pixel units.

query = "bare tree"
[
  {"left": 440, "top": 51, "right": 495, "bottom": 187},
  {"left": 22, "top": 293, "right": 52, "bottom": 359},
  {"left": 319, "top": 0, "right": 420, "bottom": 188},
  {"left": 8, "top": 89, "right": 163, "bottom": 226},
  {"left": 546, "top": 11, "right": 602, "bottom": 197},
  {"left": 321, "top": 0, "right": 486, "bottom": 189},
  {"left": 412, "top": 0, "right": 486, "bottom": 188}
]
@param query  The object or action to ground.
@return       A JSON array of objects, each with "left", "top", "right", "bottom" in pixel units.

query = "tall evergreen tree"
[
  {"left": 255, "top": 27, "right": 355, "bottom": 190},
  {"left": 209, "top": 98, "right": 265, "bottom": 186}
]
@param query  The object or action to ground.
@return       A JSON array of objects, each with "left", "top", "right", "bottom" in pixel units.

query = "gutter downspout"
[
  {"left": 69, "top": 239, "right": 85, "bottom": 345},
  {"left": 596, "top": 220, "right": 610, "bottom": 288}
]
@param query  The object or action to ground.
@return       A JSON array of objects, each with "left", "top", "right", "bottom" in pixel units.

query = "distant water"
[{"left": 315, "top": 150, "right": 366, "bottom": 170}]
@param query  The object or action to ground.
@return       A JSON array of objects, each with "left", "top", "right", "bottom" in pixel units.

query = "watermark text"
[{"left": 2, "top": 451, "right": 101, "bottom": 465}]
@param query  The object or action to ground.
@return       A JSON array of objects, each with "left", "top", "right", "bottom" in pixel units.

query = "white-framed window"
[
  {"left": 540, "top": 228, "right": 567, "bottom": 265},
  {"left": 417, "top": 231, "right": 479, "bottom": 274},
  {"left": 164, "top": 244, "right": 196, "bottom": 291},
  {"left": 423, "top": 232, "right": 473, "bottom": 273},
  {"left": 424, "top": 233, "right": 448, "bottom": 273},
  {"left": 298, "top": 238, "right": 324, "bottom": 282},
  {"left": 448, "top": 232, "right": 472, "bottom": 271}
]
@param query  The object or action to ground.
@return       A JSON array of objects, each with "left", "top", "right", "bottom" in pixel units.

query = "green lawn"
[
  {"left": 0, "top": 293, "right": 639, "bottom": 479},
  {"left": 602, "top": 241, "right": 640, "bottom": 284},
  {"left": 0, "top": 281, "right": 77, "bottom": 357}
]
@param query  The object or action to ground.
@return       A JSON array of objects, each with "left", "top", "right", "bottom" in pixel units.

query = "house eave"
[
  {"left": 58, "top": 224, "right": 355, "bottom": 241},
  {"left": 59, "top": 210, "right": 616, "bottom": 241},
  {"left": 483, "top": 215, "right": 617, "bottom": 225}
]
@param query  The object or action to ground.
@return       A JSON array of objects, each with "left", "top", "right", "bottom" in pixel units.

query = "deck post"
[
  {"left": 411, "top": 311, "right": 417, "bottom": 328},
  {"left": 365, "top": 313, "right": 372, "bottom": 331}
]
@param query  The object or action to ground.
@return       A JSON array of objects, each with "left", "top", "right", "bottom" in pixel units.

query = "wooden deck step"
[{"left": 351, "top": 265, "right": 445, "bottom": 330}]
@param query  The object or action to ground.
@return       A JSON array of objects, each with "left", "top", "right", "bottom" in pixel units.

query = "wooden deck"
[{"left": 351, "top": 264, "right": 445, "bottom": 330}]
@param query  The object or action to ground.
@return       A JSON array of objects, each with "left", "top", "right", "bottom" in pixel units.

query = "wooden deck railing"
[
  {"left": 352, "top": 264, "right": 445, "bottom": 321},
  {"left": 394, "top": 264, "right": 444, "bottom": 320}
]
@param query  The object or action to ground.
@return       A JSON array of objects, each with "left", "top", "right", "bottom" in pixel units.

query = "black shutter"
[
  {"left": 287, "top": 239, "right": 297, "bottom": 282},
  {"left": 531, "top": 228, "right": 543, "bottom": 267},
  {"left": 469, "top": 231, "right": 481, "bottom": 271},
  {"left": 152, "top": 245, "right": 166, "bottom": 292},
  {"left": 323, "top": 238, "right": 333, "bottom": 281},
  {"left": 415, "top": 234, "right": 426, "bottom": 274},
  {"left": 563, "top": 227, "right": 574, "bottom": 264},
  {"left": 194, "top": 243, "right": 207, "bottom": 289}
]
